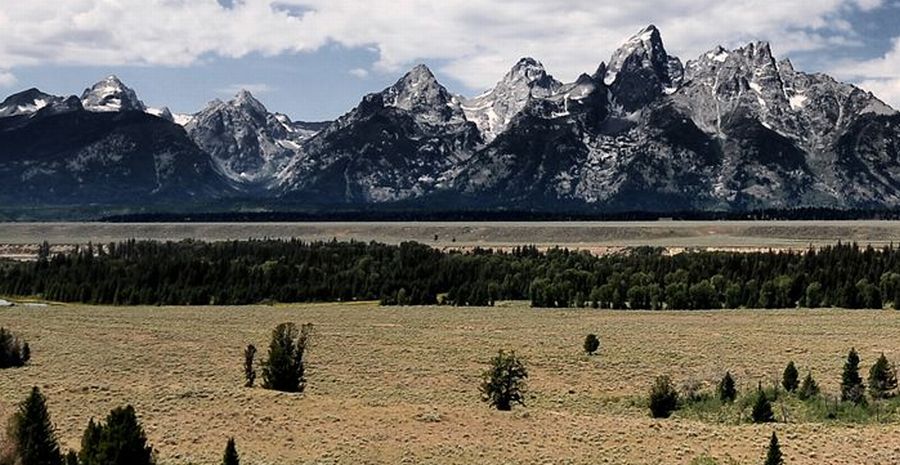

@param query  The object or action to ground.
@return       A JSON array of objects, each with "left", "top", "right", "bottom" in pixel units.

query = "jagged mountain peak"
[
  {"left": 604, "top": 25, "right": 680, "bottom": 111},
  {"left": 0, "top": 88, "right": 82, "bottom": 118},
  {"left": 81, "top": 75, "right": 145, "bottom": 113},
  {"left": 381, "top": 64, "right": 467, "bottom": 126}
]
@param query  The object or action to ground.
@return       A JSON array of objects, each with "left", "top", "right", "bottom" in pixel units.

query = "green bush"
[
  {"left": 583, "top": 334, "right": 600, "bottom": 355},
  {"left": 262, "top": 323, "right": 313, "bottom": 393},
  {"left": 648, "top": 376, "right": 679, "bottom": 418},
  {"left": 480, "top": 350, "right": 528, "bottom": 411}
]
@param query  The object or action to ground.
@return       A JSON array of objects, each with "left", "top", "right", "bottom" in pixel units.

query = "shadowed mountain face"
[{"left": 1, "top": 26, "right": 899, "bottom": 213}]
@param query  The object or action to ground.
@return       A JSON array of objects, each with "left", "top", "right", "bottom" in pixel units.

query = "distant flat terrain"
[
  {"left": 2, "top": 221, "right": 900, "bottom": 253},
  {"left": 0, "top": 303, "right": 898, "bottom": 465}
]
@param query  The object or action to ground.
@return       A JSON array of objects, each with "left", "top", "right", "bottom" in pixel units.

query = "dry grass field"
[
  {"left": 1, "top": 303, "right": 899, "bottom": 464},
  {"left": 5, "top": 221, "right": 900, "bottom": 255}
]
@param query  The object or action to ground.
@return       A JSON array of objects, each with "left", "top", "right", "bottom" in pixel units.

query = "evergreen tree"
[
  {"left": 10, "top": 387, "right": 62, "bottom": 465},
  {"left": 79, "top": 405, "right": 154, "bottom": 465},
  {"left": 782, "top": 362, "right": 799, "bottom": 393},
  {"left": 717, "top": 372, "right": 737, "bottom": 403},
  {"left": 222, "top": 438, "right": 239, "bottom": 465},
  {"left": 583, "top": 334, "right": 600, "bottom": 355},
  {"left": 648, "top": 376, "right": 679, "bottom": 418},
  {"left": 797, "top": 372, "right": 820, "bottom": 401},
  {"left": 480, "top": 350, "right": 528, "bottom": 411},
  {"left": 261, "top": 323, "right": 312, "bottom": 393},
  {"left": 764, "top": 432, "right": 783, "bottom": 465},
  {"left": 243, "top": 344, "right": 256, "bottom": 388},
  {"left": 867, "top": 353, "right": 898, "bottom": 400},
  {"left": 751, "top": 385, "right": 775, "bottom": 423},
  {"left": 841, "top": 348, "right": 866, "bottom": 404}
]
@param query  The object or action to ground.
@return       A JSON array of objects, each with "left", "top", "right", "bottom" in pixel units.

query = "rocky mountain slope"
[{"left": 1, "top": 25, "right": 898, "bottom": 213}]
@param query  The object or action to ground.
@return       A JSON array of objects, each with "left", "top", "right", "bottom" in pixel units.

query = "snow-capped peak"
[
  {"left": 0, "top": 88, "right": 82, "bottom": 118},
  {"left": 605, "top": 25, "right": 667, "bottom": 86},
  {"left": 81, "top": 75, "right": 146, "bottom": 113},
  {"left": 461, "top": 57, "right": 562, "bottom": 141}
]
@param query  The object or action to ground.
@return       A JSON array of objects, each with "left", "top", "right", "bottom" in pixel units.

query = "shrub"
[
  {"left": 0, "top": 327, "right": 30, "bottom": 369},
  {"left": 243, "top": 344, "right": 256, "bottom": 388},
  {"left": 480, "top": 350, "right": 528, "bottom": 411},
  {"left": 797, "top": 372, "right": 820, "bottom": 400},
  {"left": 841, "top": 348, "right": 866, "bottom": 404},
  {"left": 717, "top": 372, "right": 737, "bottom": 403},
  {"left": 751, "top": 385, "right": 775, "bottom": 423},
  {"left": 583, "top": 334, "right": 600, "bottom": 355},
  {"left": 262, "top": 323, "right": 313, "bottom": 393},
  {"left": 648, "top": 375, "right": 679, "bottom": 418},
  {"left": 222, "top": 438, "right": 239, "bottom": 465},
  {"left": 5, "top": 387, "right": 62, "bottom": 465},
  {"left": 868, "top": 353, "right": 898, "bottom": 400},
  {"left": 782, "top": 361, "right": 799, "bottom": 392},
  {"left": 79, "top": 405, "right": 154, "bottom": 465},
  {"left": 764, "top": 432, "right": 783, "bottom": 465}
]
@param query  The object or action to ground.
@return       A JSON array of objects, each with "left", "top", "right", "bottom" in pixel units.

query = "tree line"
[{"left": 5, "top": 239, "right": 900, "bottom": 310}]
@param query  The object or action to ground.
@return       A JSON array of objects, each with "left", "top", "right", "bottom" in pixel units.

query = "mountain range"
[{"left": 2, "top": 25, "right": 899, "bottom": 217}]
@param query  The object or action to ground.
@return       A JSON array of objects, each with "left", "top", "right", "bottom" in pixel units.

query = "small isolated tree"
[
  {"left": 222, "top": 437, "right": 239, "bottom": 465},
  {"left": 751, "top": 384, "right": 775, "bottom": 423},
  {"left": 243, "top": 344, "right": 256, "bottom": 388},
  {"left": 262, "top": 323, "right": 312, "bottom": 393},
  {"left": 480, "top": 350, "right": 528, "bottom": 411},
  {"left": 764, "top": 432, "right": 783, "bottom": 465},
  {"left": 648, "top": 375, "right": 679, "bottom": 418},
  {"left": 718, "top": 372, "right": 737, "bottom": 403},
  {"left": 8, "top": 387, "right": 62, "bottom": 465},
  {"left": 868, "top": 353, "right": 898, "bottom": 400},
  {"left": 583, "top": 334, "right": 600, "bottom": 355},
  {"left": 782, "top": 361, "right": 799, "bottom": 393},
  {"left": 79, "top": 405, "right": 154, "bottom": 465},
  {"left": 797, "top": 372, "right": 820, "bottom": 401},
  {"left": 841, "top": 348, "right": 866, "bottom": 404},
  {"left": 0, "top": 327, "right": 30, "bottom": 369}
]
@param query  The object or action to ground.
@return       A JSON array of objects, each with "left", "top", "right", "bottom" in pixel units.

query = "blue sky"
[{"left": 1, "top": 0, "right": 899, "bottom": 121}]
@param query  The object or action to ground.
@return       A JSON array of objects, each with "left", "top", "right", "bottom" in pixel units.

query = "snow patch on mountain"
[{"left": 81, "top": 76, "right": 146, "bottom": 113}]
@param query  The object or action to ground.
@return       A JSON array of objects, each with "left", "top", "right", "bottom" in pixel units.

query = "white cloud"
[
  {"left": 216, "top": 83, "right": 275, "bottom": 96},
  {"left": 348, "top": 68, "right": 369, "bottom": 79},
  {"left": 0, "top": 0, "right": 890, "bottom": 92},
  {"left": 0, "top": 70, "right": 15, "bottom": 87},
  {"left": 830, "top": 37, "right": 900, "bottom": 108}
]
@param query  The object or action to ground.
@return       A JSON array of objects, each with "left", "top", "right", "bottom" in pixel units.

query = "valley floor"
[{"left": 1, "top": 303, "right": 899, "bottom": 464}]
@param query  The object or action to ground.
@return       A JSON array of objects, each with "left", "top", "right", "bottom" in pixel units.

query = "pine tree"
[
  {"left": 78, "top": 405, "right": 154, "bottom": 465},
  {"left": 221, "top": 438, "right": 239, "bottom": 465},
  {"left": 10, "top": 387, "right": 62, "bottom": 465},
  {"left": 782, "top": 361, "right": 799, "bottom": 392},
  {"left": 751, "top": 384, "right": 775, "bottom": 423},
  {"left": 797, "top": 372, "right": 820, "bottom": 401},
  {"left": 841, "top": 348, "right": 866, "bottom": 404},
  {"left": 243, "top": 344, "right": 256, "bottom": 388},
  {"left": 648, "top": 375, "right": 679, "bottom": 418},
  {"left": 764, "top": 432, "right": 783, "bottom": 465},
  {"left": 583, "top": 334, "right": 600, "bottom": 355},
  {"left": 717, "top": 372, "right": 737, "bottom": 403},
  {"left": 262, "top": 323, "right": 312, "bottom": 393},
  {"left": 480, "top": 350, "right": 528, "bottom": 411},
  {"left": 867, "top": 353, "right": 898, "bottom": 400}
]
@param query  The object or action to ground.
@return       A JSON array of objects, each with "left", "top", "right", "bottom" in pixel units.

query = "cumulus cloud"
[
  {"left": 0, "top": 70, "right": 15, "bottom": 87},
  {"left": 828, "top": 36, "right": 900, "bottom": 108},
  {"left": 0, "top": 0, "right": 891, "bottom": 92},
  {"left": 217, "top": 83, "right": 275, "bottom": 96}
]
